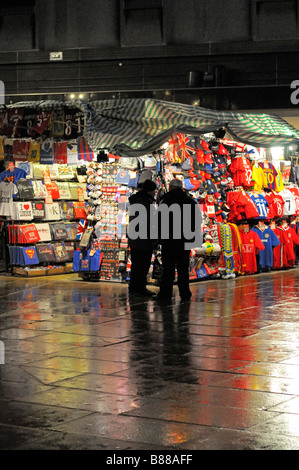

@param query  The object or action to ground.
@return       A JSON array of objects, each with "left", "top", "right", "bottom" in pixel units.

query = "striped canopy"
[{"left": 8, "top": 98, "right": 299, "bottom": 155}]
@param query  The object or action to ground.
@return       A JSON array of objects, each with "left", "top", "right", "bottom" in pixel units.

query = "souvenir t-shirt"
[
  {"left": 36, "top": 244, "right": 55, "bottom": 262},
  {"left": 15, "top": 161, "right": 33, "bottom": 179},
  {"left": 40, "top": 140, "right": 54, "bottom": 165},
  {"left": 16, "top": 179, "right": 35, "bottom": 200},
  {"left": 35, "top": 223, "right": 52, "bottom": 242},
  {"left": 239, "top": 228, "right": 265, "bottom": 274},
  {"left": 52, "top": 242, "right": 68, "bottom": 262},
  {"left": 264, "top": 191, "right": 285, "bottom": 219},
  {"left": 259, "top": 161, "right": 278, "bottom": 190},
  {"left": 67, "top": 142, "right": 79, "bottom": 165},
  {"left": 51, "top": 109, "right": 65, "bottom": 137},
  {"left": 50, "top": 223, "right": 68, "bottom": 240},
  {"left": 19, "top": 108, "right": 37, "bottom": 138},
  {"left": 7, "top": 108, "right": 24, "bottom": 138},
  {"left": 280, "top": 188, "right": 296, "bottom": 216},
  {"left": 21, "top": 246, "right": 39, "bottom": 265},
  {"left": 27, "top": 140, "right": 40, "bottom": 163},
  {"left": 0, "top": 181, "right": 18, "bottom": 216},
  {"left": 32, "top": 201, "right": 45, "bottom": 219},
  {"left": 251, "top": 225, "right": 280, "bottom": 269},
  {"left": 229, "top": 156, "right": 253, "bottom": 188},
  {"left": 14, "top": 201, "right": 33, "bottom": 220},
  {"left": 54, "top": 141, "right": 67, "bottom": 164},
  {"left": 249, "top": 192, "right": 269, "bottom": 219},
  {"left": 288, "top": 187, "right": 299, "bottom": 216},
  {"left": 13, "top": 140, "right": 30, "bottom": 161},
  {"left": 31, "top": 110, "right": 52, "bottom": 136},
  {"left": 251, "top": 164, "right": 264, "bottom": 192},
  {"left": 227, "top": 190, "right": 260, "bottom": 222}
]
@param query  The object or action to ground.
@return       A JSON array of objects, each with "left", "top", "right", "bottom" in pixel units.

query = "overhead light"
[
  {"left": 79, "top": 94, "right": 84, "bottom": 99},
  {"left": 49, "top": 51, "right": 63, "bottom": 61},
  {"left": 70, "top": 93, "right": 75, "bottom": 99}
]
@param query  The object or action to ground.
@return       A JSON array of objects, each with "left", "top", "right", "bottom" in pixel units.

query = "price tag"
[
  {"left": 42, "top": 167, "right": 52, "bottom": 185},
  {"left": 45, "top": 188, "right": 53, "bottom": 204},
  {"left": 78, "top": 187, "right": 85, "bottom": 202}
]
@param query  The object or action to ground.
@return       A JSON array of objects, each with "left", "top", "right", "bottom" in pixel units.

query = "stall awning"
[{"left": 7, "top": 98, "right": 299, "bottom": 156}]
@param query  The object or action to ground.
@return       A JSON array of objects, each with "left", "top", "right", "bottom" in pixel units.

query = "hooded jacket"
[
  {"left": 128, "top": 190, "right": 156, "bottom": 250},
  {"left": 158, "top": 188, "right": 198, "bottom": 248}
]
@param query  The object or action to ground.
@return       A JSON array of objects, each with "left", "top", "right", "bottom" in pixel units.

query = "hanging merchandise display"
[{"left": 0, "top": 98, "right": 299, "bottom": 279}]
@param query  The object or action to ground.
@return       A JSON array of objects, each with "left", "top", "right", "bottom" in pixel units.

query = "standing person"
[
  {"left": 128, "top": 179, "right": 157, "bottom": 297},
  {"left": 157, "top": 179, "right": 199, "bottom": 302}
]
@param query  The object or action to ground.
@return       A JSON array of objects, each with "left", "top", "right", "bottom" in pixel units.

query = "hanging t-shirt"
[
  {"left": 31, "top": 110, "right": 52, "bottom": 136},
  {"left": 229, "top": 156, "right": 253, "bottom": 189},
  {"left": 239, "top": 228, "right": 265, "bottom": 274},
  {"left": 19, "top": 108, "right": 37, "bottom": 138},
  {"left": 259, "top": 161, "right": 278, "bottom": 190},
  {"left": 7, "top": 108, "right": 24, "bottom": 138},
  {"left": 275, "top": 169, "right": 284, "bottom": 192},
  {"left": 264, "top": 191, "right": 285, "bottom": 219},
  {"left": 16, "top": 179, "right": 35, "bottom": 200},
  {"left": 288, "top": 187, "right": 299, "bottom": 216},
  {"left": 251, "top": 225, "right": 280, "bottom": 269},
  {"left": 0, "top": 167, "right": 27, "bottom": 184},
  {"left": 67, "top": 141, "right": 79, "bottom": 165},
  {"left": 54, "top": 141, "right": 67, "bottom": 164},
  {"left": 13, "top": 139, "right": 30, "bottom": 161},
  {"left": 280, "top": 188, "right": 296, "bottom": 216},
  {"left": 51, "top": 109, "right": 65, "bottom": 137},
  {"left": 40, "top": 140, "right": 54, "bottom": 165},
  {"left": 27, "top": 140, "right": 40, "bottom": 163},
  {"left": 227, "top": 190, "right": 260, "bottom": 222},
  {"left": 249, "top": 192, "right": 269, "bottom": 219},
  {"left": 275, "top": 225, "right": 299, "bottom": 267},
  {"left": 251, "top": 164, "right": 264, "bottom": 192},
  {"left": 0, "top": 181, "right": 18, "bottom": 216}
]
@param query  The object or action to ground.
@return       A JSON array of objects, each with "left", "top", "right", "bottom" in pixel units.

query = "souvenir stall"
[{"left": 0, "top": 98, "right": 299, "bottom": 281}]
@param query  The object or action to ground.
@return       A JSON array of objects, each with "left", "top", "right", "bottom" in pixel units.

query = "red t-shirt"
[{"left": 239, "top": 229, "right": 265, "bottom": 274}]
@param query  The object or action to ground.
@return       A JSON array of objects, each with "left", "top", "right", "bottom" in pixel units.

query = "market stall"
[{"left": 0, "top": 98, "right": 299, "bottom": 281}]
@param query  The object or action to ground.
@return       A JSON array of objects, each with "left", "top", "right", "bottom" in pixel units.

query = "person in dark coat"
[
  {"left": 157, "top": 179, "right": 199, "bottom": 302},
  {"left": 128, "top": 179, "right": 157, "bottom": 296}
]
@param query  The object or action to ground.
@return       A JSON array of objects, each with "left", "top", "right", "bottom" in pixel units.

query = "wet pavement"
[{"left": 1, "top": 269, "right": 299, "bottom": 450}]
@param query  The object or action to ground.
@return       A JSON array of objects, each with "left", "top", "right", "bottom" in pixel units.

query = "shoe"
[
  {"left": 180, "top": 293, "right": 192, "bottom": 302},
  {"left": 156, "top": 294, "right": 172, "bottom": 303},
  {"left": 135, "top": 289, "right": 156, "bottom": 297}
]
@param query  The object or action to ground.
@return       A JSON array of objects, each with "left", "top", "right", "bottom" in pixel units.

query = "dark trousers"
[
  {"left": 129, "top": 248, "right": 153, "bottom": 293},
  {"left": 159, "top": 244, "right": 191, "bottom": 299}
]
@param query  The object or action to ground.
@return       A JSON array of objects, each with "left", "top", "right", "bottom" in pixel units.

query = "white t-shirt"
[
  {"left": 280, "top": 188, "right": 296, "bottom": 216},
  {"left": 0, "top": 181, "right": 18, "bottom": 216}
]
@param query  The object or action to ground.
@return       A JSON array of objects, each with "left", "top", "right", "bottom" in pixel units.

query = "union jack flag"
[
  {"left": 177, "top": 133, "right": 196, "bottom": 161},
  {"left": 164, "top": 133, "right": 180, "bottom": 163},
  {"left": 76, "top": 219, "right": 88, "bottom": 240}
]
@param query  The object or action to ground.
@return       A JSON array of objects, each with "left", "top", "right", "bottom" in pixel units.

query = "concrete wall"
[{"left": 0, "top": 0, "right": 299, "bottom": 111}]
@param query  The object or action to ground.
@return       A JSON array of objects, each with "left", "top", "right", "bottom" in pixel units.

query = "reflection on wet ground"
[{"left": 1, "top": 269, "right": 299, "bottom": 449}]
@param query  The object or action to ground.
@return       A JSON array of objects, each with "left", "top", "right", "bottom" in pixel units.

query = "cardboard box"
[
  {"left": 47, "top": 266, "right": 65, "bottom": 276},
  {"left": 13, "top": 267, "right": 47, "bottom": 277}
]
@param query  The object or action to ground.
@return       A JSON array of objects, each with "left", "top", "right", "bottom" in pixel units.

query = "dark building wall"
[{"left": 0, "top": 0, "right": 299, "bottom": 110}]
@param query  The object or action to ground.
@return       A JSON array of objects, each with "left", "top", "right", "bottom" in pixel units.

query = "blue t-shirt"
[
  {"left": 250, "top": 193, "right": 269, "bottom": 219},
  {"left": 252, "top": 226, "right": 280, "bottom": 268}
]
